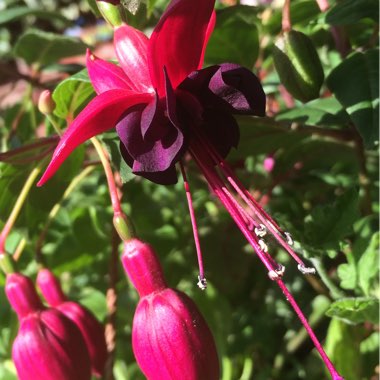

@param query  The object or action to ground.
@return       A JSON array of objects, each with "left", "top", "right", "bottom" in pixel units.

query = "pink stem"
[
  {"left": 179, "top": 161, "right": 205, "bottom": 282},
  {"left": 315, "top": 0, "right": 329, "bottom": 11},
  {"left": 282, "top": 0, "right": 292, "bottom": 32},
  {"left": 277, "top": 280, "right": 344, "bottom": 380}
]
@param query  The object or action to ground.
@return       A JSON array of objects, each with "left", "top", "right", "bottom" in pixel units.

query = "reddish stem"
[
  {"left": 179, "top": 162, "right": 206, "bottom": 285},
  {"left": 282, "top": 0, "right": 292, "bottom": 32}
]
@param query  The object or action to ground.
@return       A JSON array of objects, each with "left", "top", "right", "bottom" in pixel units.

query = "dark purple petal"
[
  {"left": 209, "top": 63, "right": 266, "bottom": 116},
  {"left": 202, "top": 106, "right": 240, "bottom": 158},
  {"left": 120, "top": 143, "right": 178, "bottom": 185},
  {"left": 116, "top": 98, "right": 185, "bottom": 184},
  {"left": 180, "top": 64, "right": 266, "bottom": 116}
]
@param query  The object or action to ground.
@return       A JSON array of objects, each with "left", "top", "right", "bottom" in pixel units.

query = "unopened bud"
[
  {"left": 97, "top": 0, "right": 127, "bottom": 28},
  {"left": 38, "top": 90, "right": 56, "bottom": 115},
  {"left": 122, "top": 239, "right": 220, "bottom": 380},
  {"left": 37, "top": 269, "right": 108, "bottom": 378},
  {"left": 5, "top": 273, "right": 91, "bottom": 380}
]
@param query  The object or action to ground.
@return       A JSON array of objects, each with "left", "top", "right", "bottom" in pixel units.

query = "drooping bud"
[
  {"left": 38, "top": 90, "right": 56, "bottom": 115},
  {"left": 37, "top": 269, "right": 108, "bottom": 378},
  {"left": 122, "top": 239, "right": 220, "bottom": 380},
  {"left": 273, "top": 30, "right": 324, "bottom": 102},
  {"left": 5, "top": 273, "right": 91, "bottom": 380},
  {"left": 97, "top": 0, "right": 127, "bottom": 28}
]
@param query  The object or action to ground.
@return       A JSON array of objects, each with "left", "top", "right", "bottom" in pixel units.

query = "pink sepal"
[{"left": 37, "top": 90, "right": 152, "bottom": 186}]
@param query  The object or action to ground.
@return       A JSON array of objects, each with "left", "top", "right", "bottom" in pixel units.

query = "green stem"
[
  {"left": 35, "top": 165, "right": 95, "bottom": 264},
  {"left": 90, "top": 137, "right": 135, "bottom": 241},
  {"left": 0, "top": 165, "right": 42, "bottom": 256},
  {"left": 90, "top": 137, "right": 122, "bottom": 214},
  {"left": 310, "top": 257, "right": 345, "bottom": 299},
  {"left": 46, "top": 114, "right": 63, "bottom": 137}
]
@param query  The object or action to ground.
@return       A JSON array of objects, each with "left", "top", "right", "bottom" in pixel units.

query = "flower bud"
[
  {"left": 5, "top": 273, "right": 91, "bottom": 380},
  {"left": 38, "top": 90, "right": 56, "bottom": 115},
  {"left": 122, "top": 239, "right": 220, "bottom": 380},
  {"left": 273, "top": 30, "right": 324, "bottom": 102},
  {"left": 97, "top": 0, "right": 127, "bottom": 28},
  {"left": 37, "top": 269, "right": 108, "bottom": 378}
]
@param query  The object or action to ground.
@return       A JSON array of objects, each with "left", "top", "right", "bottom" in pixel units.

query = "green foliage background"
[{"left": 0, "top": 0, "right": 378, "bottom": 379}]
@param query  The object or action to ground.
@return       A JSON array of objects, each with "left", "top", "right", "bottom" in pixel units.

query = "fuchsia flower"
[
  {"left": 36, "top": 0, "right": 344, "bottom": 378},
  {"left": 5, "top": 273, "right": 91, "bottom": 380},
  {"left": 37, "top": 0, "right": 265, "bottom": 186},
  {"left": 36, "top": 269, "right": 108, "bottom": 378},
  {"left": 122, "top": 238, "right": 220, "bottom": 380}
]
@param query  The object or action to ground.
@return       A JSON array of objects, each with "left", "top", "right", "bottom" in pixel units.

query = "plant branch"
[
  {"left": 90, "top": 137, "right": 122, "bottom": 215},
  {"left": 282, "top": 0, "right": 292, "bottom": 32},
  {"left": 0, "top": 165, "right": 42, "bottom": 256},
  {"left": 35, "top": 165, "right": 95, "bottom": 264}
]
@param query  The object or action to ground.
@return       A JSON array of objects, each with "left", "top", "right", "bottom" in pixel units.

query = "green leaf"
[
  {"left": 325, "top": 318, "right": 362, "bottom": 380},
  {"left": 13, "top": 29, "right": 87, "bottom": 67},
  {"left": 337, "top": 262, "right": 357, "bottom": 290},
  {"left": 232, "top": 116, "right": 308, "bottom": 157},
  {"left": 276, "top": 97, "right": 350, "bottom": 127},
  {"left": 0, "top": 6, "right": 71, "bottom": 26},
  {"left": 206, "top": 6, "right": 259, "bottom": 68},
  {"left": 325, "top": 0, "right": 379, "bottom": 25},
  {"left": 326, "top": 297, "right": 379, "bottom": 325},
  {"left": 357, "top": 232, "right": 379, "bottom": 296},
  {"left": 263, "top": 0, "right": 321, "bottom": 35},
  {"left": 53, "top": 69, "right": 95, "bottom": 120},
  {"left": 327, "top": 49, "right": 379, "bottom": 148},
  {"left": 304, "top": 188, "right": 360, "bottom": 248}
]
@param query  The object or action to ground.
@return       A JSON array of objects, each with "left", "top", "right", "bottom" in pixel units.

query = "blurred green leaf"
[
  {"left": 53, "top": 69, "right": 95, "bottom": 119},
  {"left": 0, "top": 6, "right": 70, "bottom": 26},
  {"left": 357, "top": 232, "right": 379, "bottom": 296},
  {"left": 325, "top": 0, "right": 379, "bottom": 25},
  {"left": 206, "top": 6, "right": 259, "bottom": 68},
  {"left": 263, "top": 0, "right": 320, "bottom": 35},
  {"left": 276, "top": 97, "right": 350, "bottom": 127},
  {"left": 327, "top": 49, "right": 379, "bottom": 148},
  {"left": 304, "top": 188, "right": 359, "bottom": 249},
  {"left": 326, "top": 297, "right": 379, "bottom": 325},
  {"left": 325, "top": 318, "right": 362, "bottom": 380},
  {"left": 13, "top": 29, "right": 87, "bottom": 67}
]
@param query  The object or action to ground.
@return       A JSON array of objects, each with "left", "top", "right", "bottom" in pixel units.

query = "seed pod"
[
  {"left": 5, "top": 273, "right": 91, "bottom": 380},
  {"left": 273, "top": 30, "right": 324, "bottom": 102},
  {"left": 122, "top": 239, "right": 220, "bottom": 380},
  {"left": 37, "top": 269, "right": 108, "bottom": 378}
]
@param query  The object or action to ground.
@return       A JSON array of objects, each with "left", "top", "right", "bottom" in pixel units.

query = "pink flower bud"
[
  {"left": 122, "top": 239, "right": 220, "bottom": 380},
  {"left": 5, "top": 273, "right": 91, "bottom": 380},
  {"left": 37, "top": 269, "right": 108, "bottom": 378}
]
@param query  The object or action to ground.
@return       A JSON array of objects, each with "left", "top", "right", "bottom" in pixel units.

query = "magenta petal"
[
  {"left": 114, "top": 25, "right": 153, "bottom": 93},
  {"left": 37, "top": 90, "right": 152, "bottom": 186},
  {"left": 199, "top": 10, "right": 216, "bottom": 70},
  {"left": 86, "top": 49, "right": 134, "bottom": 94},
  {"left": 148, "top": 0, "right": 215, "bottom": 96}
]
